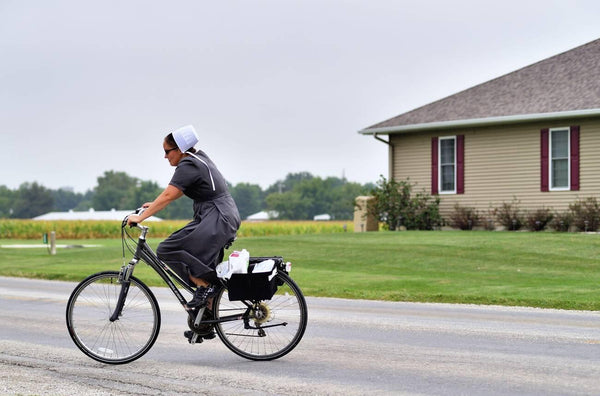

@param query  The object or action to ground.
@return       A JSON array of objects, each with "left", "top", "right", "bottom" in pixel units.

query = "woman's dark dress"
[{"left": 156, "top": 150, "right": 240, "bottom": 284}]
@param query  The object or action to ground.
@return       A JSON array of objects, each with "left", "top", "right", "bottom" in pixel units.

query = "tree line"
[{"left": 0, "top": 171, "right": 374, "bottom": 220}]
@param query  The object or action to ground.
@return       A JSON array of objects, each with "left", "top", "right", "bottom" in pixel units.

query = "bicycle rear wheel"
[
  {"left": 66, "top": 271, "right": 161, "bottom": 364},
  {"left": 214, "top": 272, "right": 307, "bottom": 360}
]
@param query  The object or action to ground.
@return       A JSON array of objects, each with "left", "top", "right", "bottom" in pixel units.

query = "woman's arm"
[{"left": 127, "top": 184, "right": 183, "bottom": 225}]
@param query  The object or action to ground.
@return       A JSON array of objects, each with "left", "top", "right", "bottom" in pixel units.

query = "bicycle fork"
[{"left": 109, "top": 259, "right": 137, "bottom": 322}]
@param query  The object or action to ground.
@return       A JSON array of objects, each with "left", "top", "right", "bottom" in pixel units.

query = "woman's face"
[{"left": 163, "top": 140, "right": 184, "bottom": 167}]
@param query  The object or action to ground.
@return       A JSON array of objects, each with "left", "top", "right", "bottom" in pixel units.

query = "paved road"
[{"left": 1, "top": 276, "right": 600, "bottom": 395}]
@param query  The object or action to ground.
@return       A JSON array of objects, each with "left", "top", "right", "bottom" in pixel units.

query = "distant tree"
[
  {"left": 265, "top": 191, "right": 312, "bottom": 220},
  {"left": 3, "top": 170, "right": 377, "bottom": 221},
  {"left": 124, "top": 180, "right": 163, "bottom": 210},
  {"left": 0, "top": 185, "right": 16, "bottom": 218},
  {"left": 12, "top": 182, "right": 54, "bottom": 218},
  {"left": 230, "top": 182, "right": 264, "bottom": 219},
  {"left": 52, "top": 188, "right": 88, "bottom": 211},
  {"left": 265, "top": 172, "right": 314, "bottom": 195},
  {"left": 92, "top": 171, "right": 193, "bottom": 219},
  {"left": 92, "top": 171, "right": 139, "bottom": 210},
  {"left": 329, "top": 181, "right": 368, "bottom": 220},
  {"left": 73, "top": 190, "right": 94, "bottom": 211},
  {"left": 265, "top": 174, "right": 370, "bottom": 220}
]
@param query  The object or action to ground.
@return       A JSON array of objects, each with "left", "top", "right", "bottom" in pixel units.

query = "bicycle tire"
[
  {"left": 65, "top": 271, "right": 161, "bottom": 364},
  {"left": 214, "top": 272, "right": 307, "bottom": 361}
]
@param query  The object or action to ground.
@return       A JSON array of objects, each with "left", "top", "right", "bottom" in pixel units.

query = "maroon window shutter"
[
  {"left": 540, "top": 129, "right": 549, "bottom": 192},
  {"left": 431, "top": 137, "right": 438, "bottom": 194},
  {"left": 570, "top": 125, "right": 580, "bottom": 191},
  {"left": 456, "top": 135, "right": 464, "bottom": 194}
]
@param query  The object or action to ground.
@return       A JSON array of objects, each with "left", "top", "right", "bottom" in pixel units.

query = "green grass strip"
[{"left": 1, "top": 231, "right": 599, "bottom": 310}]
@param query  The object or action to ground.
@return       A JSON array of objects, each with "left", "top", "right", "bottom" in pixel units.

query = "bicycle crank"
[{"left": 187, "top": 308, "right": 214, "bottom": 338}]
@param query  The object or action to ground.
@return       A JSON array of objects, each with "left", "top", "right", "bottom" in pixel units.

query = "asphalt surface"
[{"left": 1, "top": 276, "right": 600, "bottom": 395}]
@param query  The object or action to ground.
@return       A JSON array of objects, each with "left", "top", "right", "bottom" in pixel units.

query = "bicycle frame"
[
  {"left": 118, "top": 225, "right": 192, "bottom": 308},
  {"left": 112, "top": 224, "right": 250, "bottom": 328}
]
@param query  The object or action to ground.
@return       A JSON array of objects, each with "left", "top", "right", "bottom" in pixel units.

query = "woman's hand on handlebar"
[
  {"left": 127, "top": 214, "right": 143, "bottom": 227},
  {"left": 126, "top": 207, "right": 147, "bottom": 227}
]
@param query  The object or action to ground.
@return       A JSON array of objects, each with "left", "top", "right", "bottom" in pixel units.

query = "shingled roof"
[{"left": 361, "top": 38, "right": 600, "bottom": 134}]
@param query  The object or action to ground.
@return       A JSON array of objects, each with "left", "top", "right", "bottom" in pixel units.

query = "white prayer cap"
[{"left": 172, "top": 125, "right": 199, "bottom": 152}]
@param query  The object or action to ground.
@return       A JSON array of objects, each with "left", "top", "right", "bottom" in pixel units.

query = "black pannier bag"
[{"left": 226, "top": 257, "right": 282, "bottom": 301}]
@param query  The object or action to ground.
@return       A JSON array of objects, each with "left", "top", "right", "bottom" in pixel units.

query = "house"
[
  {"left": 33, "top": 208, "right": 162, "bottom": 221},
  {"left": 359, "top": 38, "right": 600, "bottom": 219},
  {"left": 313, "top": 214, "right": 332, "bottom": 221},
  {"left": 245, "top": 211, "right": 279, "bottom": 221}
]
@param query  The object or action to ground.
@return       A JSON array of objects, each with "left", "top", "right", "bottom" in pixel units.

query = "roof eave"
[{"left": 358, "top": 108, "right": 600, "bottom": 135}]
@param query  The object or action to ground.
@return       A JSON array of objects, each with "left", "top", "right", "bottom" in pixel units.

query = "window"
[
  {"left": 540, "top": 126, "right": 579, "bottom": 192},
  {"left": 431, "top": 135, "right": 464, "bottom": 195},
  {"left": 550, "top": 128, "right": 569, "bottom": 190},
  {"left": 439, "top": 137, "right": 456, "bottom": 193}
]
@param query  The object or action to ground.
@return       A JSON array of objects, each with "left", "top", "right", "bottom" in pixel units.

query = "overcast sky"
[{"left": 2, "top": 0, "right": 600, "bottom": 193}]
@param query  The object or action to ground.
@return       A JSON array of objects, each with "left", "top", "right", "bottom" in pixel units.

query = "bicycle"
[{"left": 65, "top": 209, "right": 308, "bottom": 364}]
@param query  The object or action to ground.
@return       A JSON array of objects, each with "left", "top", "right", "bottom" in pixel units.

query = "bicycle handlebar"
[{"left": 122, "top": 207, "right": 146, "bottom": 229}]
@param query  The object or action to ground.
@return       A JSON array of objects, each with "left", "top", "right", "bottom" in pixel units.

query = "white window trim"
[
  {"left": 438, "top": 136, "right": 457, "bottom": 194},
  {"left": 549, "top": 127, "right": 570, "bottom": 191}
]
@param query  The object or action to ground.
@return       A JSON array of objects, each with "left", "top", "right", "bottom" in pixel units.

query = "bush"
[
  {"left": 525, "top": 208, "right": 554, "bottom": 231},
  {"left": 482, "top": 207, "right": 497, "bottom": 231},
  {"left": 569, "top": 197, "right": 600, "bottom": 232},
  {"left": 404, "top": 191, "right": 443, "bottom": 230},
  {"left": 449, "top": 203, "right": 480, "bottom": 230},
  {"left": 495, "top": 199, "right": 524, "bottom": 231},
  {"left": 368, "top": 176, "right": 442, "bottom": 230},
  {"left": 549, "top": 211, "right": 573, "bottom": 232}
]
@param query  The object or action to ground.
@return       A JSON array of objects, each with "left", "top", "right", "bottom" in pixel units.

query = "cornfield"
[{"left": 0, "top": 220, "right": 354, "bottom": 239}]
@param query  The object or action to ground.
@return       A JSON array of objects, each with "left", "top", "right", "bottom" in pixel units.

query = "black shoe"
[
  {"left": 186, "top": 285, "right": 219, "bottom": 309},
  {"left": 184, "top": 329, "right": 216, "bottom": 343}
]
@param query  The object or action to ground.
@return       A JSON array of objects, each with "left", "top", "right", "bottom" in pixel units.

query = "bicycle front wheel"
[
  {"left": 214, "top": 272, "right": 307, "bottom": 361},
  {"left": 66, "top": 271, "right": 161, "bottom": 364}
]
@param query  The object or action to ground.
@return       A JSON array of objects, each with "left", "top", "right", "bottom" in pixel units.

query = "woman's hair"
[{"left": 165, "top": 133, "right": 196, "bottom": 153}]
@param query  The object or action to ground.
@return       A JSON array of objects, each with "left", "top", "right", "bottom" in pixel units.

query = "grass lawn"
[{"left": 1, "top": 231, "right": 600, "bottom": 310}]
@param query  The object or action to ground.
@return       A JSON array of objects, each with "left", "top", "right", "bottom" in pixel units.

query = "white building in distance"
[{"left": 33, "top": 208, "right": 162, "bottom": 221}]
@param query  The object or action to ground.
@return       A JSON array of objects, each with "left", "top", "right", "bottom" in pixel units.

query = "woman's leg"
[{"left": 189, "top": 274, "right": 210, "bottom": 287}]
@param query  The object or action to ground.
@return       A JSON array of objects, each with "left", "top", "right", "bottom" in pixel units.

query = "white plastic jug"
[{"left": 228, "top": 249, "right": 250, "bottom": 274}]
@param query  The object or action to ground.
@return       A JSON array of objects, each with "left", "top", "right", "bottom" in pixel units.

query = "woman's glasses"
[{"left": 164, "top": 147, "right": 178, "bottom": 155}]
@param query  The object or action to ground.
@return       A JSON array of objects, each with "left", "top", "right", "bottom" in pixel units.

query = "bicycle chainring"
[{"left": 187, "top": 310, "right": 214, "bottom": 336}]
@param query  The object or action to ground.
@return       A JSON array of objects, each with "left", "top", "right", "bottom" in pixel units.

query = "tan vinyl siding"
[
  {"left": 581, "top": 121, "right": 600, "bottom": 192},
  {"left": 390, "top": 118, "right": 600, "bottom": 221},
  {"left": 390, "top": 132, "right": 431, "bottom": 190}
]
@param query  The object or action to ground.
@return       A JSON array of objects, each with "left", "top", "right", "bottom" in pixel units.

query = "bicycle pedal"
[{"left": 184, "top": 330, "right": 204, "bottom": 344}]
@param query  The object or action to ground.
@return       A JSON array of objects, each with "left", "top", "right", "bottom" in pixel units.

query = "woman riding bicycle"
[{"left": 127, "top": 125, "right": 241, "bottom": 310}]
